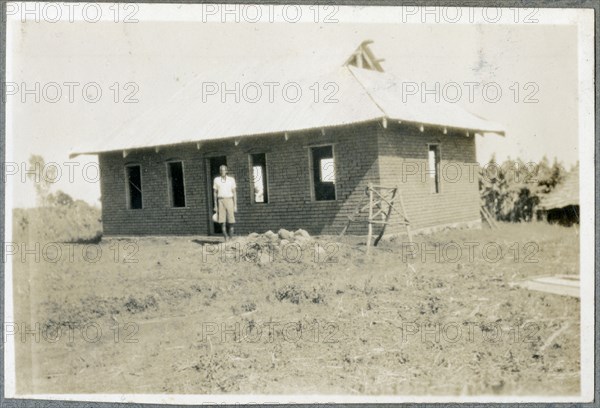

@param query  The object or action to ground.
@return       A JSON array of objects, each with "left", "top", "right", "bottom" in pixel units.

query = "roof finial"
[{"left": 343, "top": 40, "right": 385, "bottom": 72}]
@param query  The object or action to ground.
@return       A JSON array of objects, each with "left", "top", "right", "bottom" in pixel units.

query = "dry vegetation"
[{"left": 12, "top": 206, "right": 580, "bottom": 396}]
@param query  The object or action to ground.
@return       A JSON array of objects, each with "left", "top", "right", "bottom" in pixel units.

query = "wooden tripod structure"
[{"left": 339, "top": 183, "right": 412, "bottom": 253}]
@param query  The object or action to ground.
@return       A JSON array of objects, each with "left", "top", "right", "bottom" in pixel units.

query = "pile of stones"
[{"left": 247, "top": 228, "right": 312, "bottom": 247}]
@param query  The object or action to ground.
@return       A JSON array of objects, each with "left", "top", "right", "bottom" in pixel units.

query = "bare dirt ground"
[{"left": 12, "top": 210, "right": 580, "bottom": 396}]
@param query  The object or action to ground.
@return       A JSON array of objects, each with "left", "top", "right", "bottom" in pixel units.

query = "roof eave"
[{"left": 70, "top": 117, "right": 505, "bottom": 158}]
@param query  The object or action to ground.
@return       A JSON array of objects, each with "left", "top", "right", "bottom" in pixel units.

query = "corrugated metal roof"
[
  {"left": 71, "top": 62, "right": 505, "bottom": 156},
  {"left": 538, "top": 167, "right": 579, "bottom": 210},
  {"left": 349, "top": 67, "right": 506, "bottom": 133}
]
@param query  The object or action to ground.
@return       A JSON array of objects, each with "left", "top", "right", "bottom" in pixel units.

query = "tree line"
[{"left": 479, "top": 155, "right": 576, "bottom": 222}]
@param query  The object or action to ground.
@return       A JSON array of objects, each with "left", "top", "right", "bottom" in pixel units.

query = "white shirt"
[{"left": 213, "top": 176, "right": 236, "bottom": 198}]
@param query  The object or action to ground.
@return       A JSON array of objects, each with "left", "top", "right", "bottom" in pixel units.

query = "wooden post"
[
  {"left": 480, "top": 206, "right": 499, "bottom": 229},
  {"left": 398, "top": 192, "right": 413, "bottom": 244},
  {"left": 366, "top": 183, "right": 373, "bottom": 254},
  {"left": 374, "top": 188, "right": 397, "bottom": 247}
]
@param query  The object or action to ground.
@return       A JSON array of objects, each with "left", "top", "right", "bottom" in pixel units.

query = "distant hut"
[{"left": 537, "top": 167, "right": 579, "bottom": 226}]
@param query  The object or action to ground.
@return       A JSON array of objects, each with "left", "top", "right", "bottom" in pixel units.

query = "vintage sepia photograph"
[{"left": 3, "top": 3, "right": 595, "bottom": 404}]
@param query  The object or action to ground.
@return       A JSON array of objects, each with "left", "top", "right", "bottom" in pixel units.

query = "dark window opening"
[
  {"left": 428, "top": 145, "right": 441, "bottom": 194},
  {"left": 311, "top": 145, "right": 336, "bottom": 201},
  {"left": 126, "top": 165, "right": 142, "bottom": 209},
  {"left": 168, "top": 161, "right": 186, "bottom": 207},
  {"left": 250, "top": 153, "right": 268, "bottom": 203}
]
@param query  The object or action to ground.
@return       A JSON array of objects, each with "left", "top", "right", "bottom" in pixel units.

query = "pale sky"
[{"left": 8, "top": 8, "right": 579, "bottom": 208}]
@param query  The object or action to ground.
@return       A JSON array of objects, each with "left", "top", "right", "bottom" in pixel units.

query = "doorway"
[{"left": 207, "top": 156, "right": 227, "bottom": 234}]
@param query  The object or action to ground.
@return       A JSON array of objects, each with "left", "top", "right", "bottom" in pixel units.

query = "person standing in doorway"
[{"left": 213, "top": 165, "right": 237, "bottom": 241}]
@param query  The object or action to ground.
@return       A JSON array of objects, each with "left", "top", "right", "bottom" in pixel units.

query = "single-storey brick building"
[{"left": 72, "top": 41, "right": 504, "bottom": 237}]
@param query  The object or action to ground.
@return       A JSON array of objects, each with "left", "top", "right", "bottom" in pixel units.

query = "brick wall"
[
  {"left": 99, "top": 121, "right": 481, "bottom": 237},
  {"left": 99, "top": 145, "right": 209, "bottom": 236},
  {"left": 377, "top": 123, "right": 481, "bottom": 234},
  {"left": 99, "top": 122, "right": 381, "bottom": 236}
]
